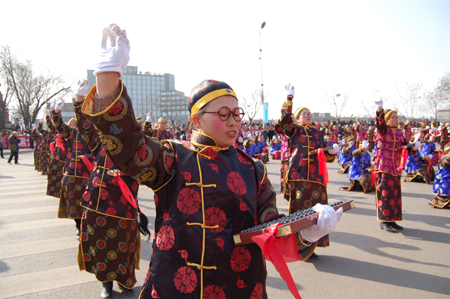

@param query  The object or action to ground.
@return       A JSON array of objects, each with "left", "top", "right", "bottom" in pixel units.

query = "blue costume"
[
  {"left": 433, "top": 163, "right": 450, "bottom": 196},
  {"left": 348, "top": 152, "right": 371, "bottom": 180},
  {"left": 404, "top": 150, "right": 421, "bottom": 173}
]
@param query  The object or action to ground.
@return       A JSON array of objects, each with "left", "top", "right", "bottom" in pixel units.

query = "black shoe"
[
  {"left": 390, "top": 222, "right": 404, "bottom": 230},
  {"left": 380, "top": 222, "right": 399, "bottom": 233},
  {"left": 101, "top": 281, "right": 113, "bottom": 298},
  {"left": 118, "top": 284, "right": 135, "bottom": 296},
  {"left": 306, "top": 252, "right": 319, "bottom": 262}
]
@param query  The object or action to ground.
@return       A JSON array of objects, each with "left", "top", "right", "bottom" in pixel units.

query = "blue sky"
[{"left": 1, "top": 0, "right": 449, "bottom": 120}]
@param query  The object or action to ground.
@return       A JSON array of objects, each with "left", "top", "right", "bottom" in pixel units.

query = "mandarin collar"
[{"left": 190, "top": 130, "right": 230, "bottom": 151}]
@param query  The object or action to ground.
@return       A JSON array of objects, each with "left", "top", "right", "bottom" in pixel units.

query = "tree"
[
  {"left": 325, "top": 90, "right": 348, "bottom": 123},
  {"left": 0, "top": 45, "right": 71, "bottom": 129},
  {"left": 420, "top": 73, "right": 450, "bottom": 121},
  {"left": 241, "top": 87, "right": 264, "bottom": 125},
  {"left": 0, "top": 82, "right": 13, "bottom": 131},
  {"left": 436, "top": 72, "right": 450, "bottom": 108},
  {"left": 394, "top": 82, "right": 422, "bottom": 119}
]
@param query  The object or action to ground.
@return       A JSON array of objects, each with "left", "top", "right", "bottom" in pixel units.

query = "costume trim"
[{"left": 190, "top": 88, "right": 237, "bottom": 115}]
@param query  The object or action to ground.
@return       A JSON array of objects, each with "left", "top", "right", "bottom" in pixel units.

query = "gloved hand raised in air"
[
  {"left": 76, "top": 79, "right": 90, "bottom": 97},
  {"left": 146, "top": 112, "right": 152, "bottom": 123},
  {"left": 285, "top": 84, "right": 295, "bottom": 97},
  {"left": 300, "top": 203, "right": 343, "bottom": 243},
  {"left": 94, "top": 24, "right": 130, "bottom": 78},
  {"left": 54, "top": 98, "right": 65, "bottom": 111},
  {"left": 374, "top": 97, "right": 383, "bottom": 108}
]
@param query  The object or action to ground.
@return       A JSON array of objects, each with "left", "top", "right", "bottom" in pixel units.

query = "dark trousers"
[
  {"left": 0, "top": 148, "right": 3, "bottom": 158},
  {"left": 8, "top": 151, "right": 18, "bottom": 164}
]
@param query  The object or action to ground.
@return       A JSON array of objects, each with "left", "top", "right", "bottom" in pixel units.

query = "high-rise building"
[{"left": 87, "top": 66, "right": 189, "bottom": 125}]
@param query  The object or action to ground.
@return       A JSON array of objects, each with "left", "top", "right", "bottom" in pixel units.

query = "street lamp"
[{"left": 259, "top": 21, "right": 266, "bottom": 125}]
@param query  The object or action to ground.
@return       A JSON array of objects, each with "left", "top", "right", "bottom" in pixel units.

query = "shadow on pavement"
[
  {"left": 313, "top": 256, "right": 450, "bottom": 296},
  {"left": 266, "top": 275, "right": 303, "bottom": 291},
  {"left": 331, "top": 231, "right": 449, "bottom": 268}
]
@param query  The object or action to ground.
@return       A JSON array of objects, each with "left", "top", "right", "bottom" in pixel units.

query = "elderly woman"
[
  {"left": 374, "top": 99, "right": 412, "bottom": 233},
  {"left": 81, "top": 24, "right": 342, "bottom": 299}
]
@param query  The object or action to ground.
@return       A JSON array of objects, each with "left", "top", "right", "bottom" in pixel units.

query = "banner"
[
  {"left": 264, "top": 102, "right": 269, "bottom": 124},
  {"left": 17, "top": 134, "right": 30, "bottom": 149}
]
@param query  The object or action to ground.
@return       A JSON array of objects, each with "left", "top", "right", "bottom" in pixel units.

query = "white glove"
[
  {"left": 94, "top": 24, "right": 130, "bottom": 78},
  {"left": 285, "top": 83, "right": 295, "bottom": 97},
  {"left": 49, "top": 100, "right": 56, "bottom": 110},
  {"left": 348, "top": 141, "right": 353, "bottom": 148},
  {"left": 415, "top": 141, "right": 422, "bottom": 148},
  {"left": 328, "top": 143, "right": 340, "bottom": 155},
  {"left": 300, "top": 204, "right": 343, "bottom": 243},
  {"left": 375, "top": 98, "right": 383, "bottom": 108},
  {"left": 362, "top": 140, "right": 369, "bottom": 149},
  {"left": 406, "top": 119, "right": 410, "bottom": 124},
  {"left": 32, "top": 124, "right": 37, "bottom": 129},
  {"left": 55, "top": 98, "right": 65, "bottom": 111},
  {"left": 145, "top": 112, "right": 152, "bottom": 123},
  {"left": 42, "top": 107, "right": 50, "bottom": 117},
  {"left": 238, "top": 137, "right": 243, "bottom": 143},
  {"left": 76, "top": 79, "right": 90, "bottom": 96}
]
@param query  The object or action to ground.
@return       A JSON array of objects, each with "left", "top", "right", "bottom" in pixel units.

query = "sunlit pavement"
[{"left": 1, "top": 149, "right": 449, "bottom": 299}]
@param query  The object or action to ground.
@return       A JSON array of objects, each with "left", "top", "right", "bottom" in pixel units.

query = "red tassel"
[
  {"left": 398, "top": 147, "right": 408, "bottom": 174},
  {"left": 81, "top": 156, "right": 93, "bottom": 172},
  {"left": 371, "top": 170, "right": 375, "bottom": 185},
  {"left": 50, "top": 142, "right": 55, "bottom": 153},
  {"left": 252, "top": 223, "right": 302, "bottom": 299},
  {"left": 56, "top": 135, "right": 65, "bottom": 152},
  {"left": 117, "top": 175, "right": 138, "bottom": 208},
  {"left": 317, "top": 148, "right": 329, "bottom": 184}
]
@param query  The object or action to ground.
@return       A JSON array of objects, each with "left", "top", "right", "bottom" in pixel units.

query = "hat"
[
  {"left": 189, "top": 80, "right": 237, "bottom": 115},
  {"left": 444, "top": 144, "right": 450, "bottom": 155},
  {"left": 158, "top": 117, "right": 167, "bottom": 123},
  {"left": 136, "top": 117, "right": 143, "bottom": 123}
]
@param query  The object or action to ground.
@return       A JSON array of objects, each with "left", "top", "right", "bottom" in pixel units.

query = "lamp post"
[{"left": 259, "top": 21, "right": 266, "bottom": 125}]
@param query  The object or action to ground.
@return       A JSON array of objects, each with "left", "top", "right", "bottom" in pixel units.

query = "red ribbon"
[
  {"left": 50, "top": 142, "right": 55, "bottom": 153},
  {"left": 117, "top": 174, "right": 138, "bottom": 209},
  {"left": 56, "top": 135, "right": 65, "bottom": 152},
  {"left": 81, "top": 156, "right": 93, "bottom": 172},
  {"left": 317, "top": 148, "right": 329, "bottom": 184},
  {"left": 252, "top": 223, "right": 302, "bottom": 299},
  {"left": 398, "top": 147, "right": 408, "bottom": 174}
]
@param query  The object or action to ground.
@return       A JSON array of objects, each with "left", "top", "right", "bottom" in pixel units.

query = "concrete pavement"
[{"left": 0, "top": 149, "right": 449, "bottom": 299}]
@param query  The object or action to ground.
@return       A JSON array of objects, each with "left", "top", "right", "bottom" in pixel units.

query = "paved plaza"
[{"left": 0, "top": 149, "right": 449, "bottom": 299}]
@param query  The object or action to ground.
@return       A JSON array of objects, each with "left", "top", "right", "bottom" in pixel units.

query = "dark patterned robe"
[
  {"left": 82, "top": 82, "right": 314, "bottom": 299},
  {"left": 31, "top": 129, "right": 42, "bottom": 171},
  {"left": 45, "top": 114, "right": 67, "bottom": 198},
  {"left": 277, "top": 96, "right": 335, "bottom": 247},
  {"left": 51, "top": 109, "right": 91, "bottom": 219},
  {"left": 37, "top": 118, "right": 54, "bottom": 174},
  {"left": 375, "top": 109, "right": 411, "bottom": 222},
  {"left": 73, "top": 101, "right": 141, "bottom": 289}
]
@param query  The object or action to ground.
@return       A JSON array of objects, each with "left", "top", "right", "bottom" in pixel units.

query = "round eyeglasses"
[{"left": 204, "top": 106, "right": 245, "bottom": 122}]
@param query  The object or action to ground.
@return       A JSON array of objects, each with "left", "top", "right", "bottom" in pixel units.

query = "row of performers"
[{"left": 30, "top": 80, "right": 181, "bottom": 297}]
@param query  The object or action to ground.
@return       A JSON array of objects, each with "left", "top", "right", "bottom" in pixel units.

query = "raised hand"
[
  {"left": 146, "top": 112, "right": 152, "bottom": 123},
  {"left": 76, "top": 79, "right": 90, "bottom": 96},
  {"left": 55, "top": 98, "right": 65, "bottom": 111},
  {"left": 285, "top": 83, "right": 295, "bottom": 97},
  {"left": 374, "top": 97, "right": 383, "bottom": 108},
  {"left": 328, "top": 143, "right": 340, "bottom": 155},
  {"left": 94, "top": 24, "right": 130, "bottom": 78}
]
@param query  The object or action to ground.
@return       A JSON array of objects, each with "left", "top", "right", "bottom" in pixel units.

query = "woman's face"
[
  {"left": 387, "top": 112, "right": 399, "bottom": 127},
  {"left": 297, "top": 108, "right": 313, "bottom": 125},
  {"left": 159, "top": 120, "right": 167, "bottom": 130},
  {"left": 194, "top": 95, "right": 242, "bottom": 147}
]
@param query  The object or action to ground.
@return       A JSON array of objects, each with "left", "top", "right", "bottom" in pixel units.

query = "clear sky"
[{"left": 1, "top": 0, "right": 449, "bottom": 120}]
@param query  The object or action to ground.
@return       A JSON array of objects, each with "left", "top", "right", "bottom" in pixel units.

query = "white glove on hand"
[
  {"left": 49, "top": 100, "right": 56, "bottom": 110},
  {"left": 145, "top": 112, "right": 152, "bottom": 123},
  {"left": 348, "top": 141, "right": 353, "bottom": 148},
  {"left": 238, "top": 137, "right": 243, "bottom": 143},
  {"left": 375, "top": 98, "right": 383, "bottom": 108},
  {"left": 42, "top": 107, "right": 50, "bottom": 117},
  {"left": 94, "top": 24, "right": 130, "bottom": 78},
  {"left": 362, "top": 140, "right": 369, "bottom": 149},
  {"left": 76, "top": 79, "right": 90, "bottom": 96},
  {"left": 285, "top": 83, "right": 295, "bottom": 97},
  {"left": 415, "top": 141, "right": 422, "bottom": 148},
  {"left": 55, "top": 98, "right": 65, "bottom": 111},
  {"left": 328, "top": 143, "right": 340, "bottom": 155},
  {"left": 32, "top": 124, "right": 37, "bottom": 129},
  {"left": 300, "top": 203, "right": 343, "bottom": 243}
]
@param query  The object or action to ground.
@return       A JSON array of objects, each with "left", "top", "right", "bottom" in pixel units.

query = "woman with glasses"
[
  {"left": 81, "top": 24, "right": 342, "bottom": 299},
  {"left": 276, "top": 84, "right": 340, "bottom": 261}
]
